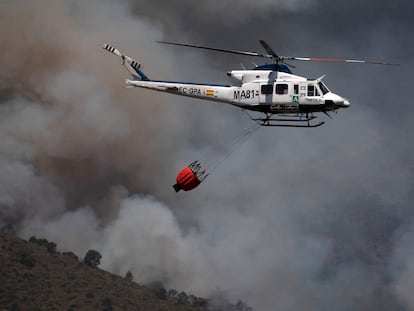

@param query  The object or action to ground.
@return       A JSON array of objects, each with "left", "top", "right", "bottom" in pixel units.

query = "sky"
[{"left": 0, "top": 0, "right": 413, "bottom": 310}]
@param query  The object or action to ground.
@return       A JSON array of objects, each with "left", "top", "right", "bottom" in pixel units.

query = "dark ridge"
[{"left": 0, "top": 230, "right": 209, "bottom": 311}]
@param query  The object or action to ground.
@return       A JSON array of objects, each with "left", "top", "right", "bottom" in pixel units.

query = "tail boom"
[{"left": 125, "top": 79, "right": 234, "bottom": 104}]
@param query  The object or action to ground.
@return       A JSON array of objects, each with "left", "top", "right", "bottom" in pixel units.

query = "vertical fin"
[{"left": 102, "top": 44, "right": 150, "bottom": 81}]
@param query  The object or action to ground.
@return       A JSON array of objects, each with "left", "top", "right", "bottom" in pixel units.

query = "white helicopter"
[{"left": 103, "top": 40, "right": 397, "bottom": 128}]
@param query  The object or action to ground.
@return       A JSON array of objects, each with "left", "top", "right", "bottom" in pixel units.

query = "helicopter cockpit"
[
  {"left": 318, "top": 81, "right": 330, "bottom": 95},
  {"left": 305, "top": 81, "right": 330, "bottom": 97}
]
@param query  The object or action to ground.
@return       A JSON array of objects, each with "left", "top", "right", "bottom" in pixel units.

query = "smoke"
[
  {"left": 1, "top": 0, "right": 414, "bottom": 310},
  {"left": 392, "top": 224, "right": 414, "bottom": 309},
  {"left": 132, "top": 0, "right": 316, "bottom": 22},
  {"left": 131, "top": 0, "right": 316, "bottom": 25}
]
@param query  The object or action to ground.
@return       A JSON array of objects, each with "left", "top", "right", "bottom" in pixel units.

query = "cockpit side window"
[
  {"left": 318, "top": 81, "right": 330, "bottom": 95},
  {"left": 307, "top": 84, "right": 315, "bottom": 96},
  {"left": 307, "top": 84, "right": 321, "bottom": 97}
]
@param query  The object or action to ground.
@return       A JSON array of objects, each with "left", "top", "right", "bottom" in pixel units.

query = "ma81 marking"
[{"left": 233, "top": 89, "right": 258, "bottom": 100}]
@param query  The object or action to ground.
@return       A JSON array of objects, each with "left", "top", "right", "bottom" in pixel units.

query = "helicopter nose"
[
  {"left": 325, "top": 94, "right": 350, "bottom": 109},
  {"left": 333, "top": 97, "right": 350, "bottom": 108},
  {"left": 342, "top": 98, "right": 350, "bottom": 108}
]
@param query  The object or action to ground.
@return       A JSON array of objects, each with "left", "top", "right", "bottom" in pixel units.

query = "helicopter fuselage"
[
  {"left": 103, "top": 43, "right": 353, "bottom": 127},
  {"left": 126, "top": 69, "right": 350, "bottom": 115}
]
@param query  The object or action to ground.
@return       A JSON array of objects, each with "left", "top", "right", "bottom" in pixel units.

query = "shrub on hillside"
[
  {"left": 168, "top": 289, "right": 178, "bottom": 298},
  {"left": 125, "top": 271, "right": 133, "bottom": 282},
  {"left": 19, "top": 251, "right": 36, "bottom": 269},
  {"left": 101, "top": 297, "right": 113, "bottom": 311},
  {"left": 177, "top": 292, "right": 189, "bottom": 304},
  {"left": 63, "top": 251, "right": 79, "bottom": 261},
  {"left": 10, "top": 302, "right": 19, "bottom": 311},
  {"left": 148, "top": 281, "right": 167, "bottom": 300},
  {"left": 29, "top": 236, "right": 57, "bottom": 253},
  {"left": 155, "top": 288, "right": 167, "bottom": 300},
  {"left": 83, "top": 249, "right": 102, "bottom": 268}
]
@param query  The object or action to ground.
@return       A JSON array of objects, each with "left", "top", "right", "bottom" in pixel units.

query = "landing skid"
[
  {"left": 260, "top": 121, "right": 325, "bottom": 128},
  {"left": 244, "top": 111, "right": 325, "bottom": 128},
  {"left": 251, "top": 116, "right": 316, "bottom": 122}
]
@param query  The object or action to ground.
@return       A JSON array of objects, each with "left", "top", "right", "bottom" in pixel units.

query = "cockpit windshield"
[{"left": 318, "top": 81, "right": 330, "bottom": 95}]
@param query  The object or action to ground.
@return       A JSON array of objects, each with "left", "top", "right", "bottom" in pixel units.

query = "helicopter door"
[
  {"left": 259, "top": 83, "right": 273, "bottom": 104},
  {"left": 274, "top": 83, "right": 290, "bottom": 104}
]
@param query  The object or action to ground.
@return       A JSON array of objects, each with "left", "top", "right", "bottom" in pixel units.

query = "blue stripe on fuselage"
[{"left": 147, "top": 80, "right": 229, "bottom": 87}]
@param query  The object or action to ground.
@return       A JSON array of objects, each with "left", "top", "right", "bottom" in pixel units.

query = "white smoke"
[
  {"left": 391, "top": 225, "right": 414, "bottom": 309},
  {"left": 1, "top": 0, "right": 413, "bottom": 310},
  {"left": 185, "top": 0, "right": 316, "bottom": 13}
]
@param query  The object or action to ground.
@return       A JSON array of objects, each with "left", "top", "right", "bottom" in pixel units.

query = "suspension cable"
[{"left": 204, "top": 123, "right": 261, "bottom": 177}]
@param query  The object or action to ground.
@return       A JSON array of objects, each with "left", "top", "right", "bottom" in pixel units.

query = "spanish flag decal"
[{"left": 206, "top": 89, "right": 215, "bottom": 97}]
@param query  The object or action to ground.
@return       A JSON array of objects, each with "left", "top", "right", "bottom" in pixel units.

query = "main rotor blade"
[
  {"left": 158, "top": 41, "right": 399, "bottom": 66},
  {"left": 259, "top": 40, "right": 279, "bottom": 59},
  {"left": 158, "top": 41, "right": 273, "bottom": 59},
  {"left": 286, "top": 56, "right": 400, "bottom": 66}
]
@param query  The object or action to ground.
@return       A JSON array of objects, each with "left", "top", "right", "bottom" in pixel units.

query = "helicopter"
[{"left": 102, "top": 40, "right": 398, "bottom": 128}]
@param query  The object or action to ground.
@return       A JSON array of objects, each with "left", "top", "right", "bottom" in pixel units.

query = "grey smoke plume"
[{"left": 1, "top": 0, "right": 414, "bottom": 310}]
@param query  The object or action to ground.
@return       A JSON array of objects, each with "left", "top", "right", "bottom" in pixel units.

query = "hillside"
[{"left": 0, "top": 231, "right": 210, "bottom": 311}]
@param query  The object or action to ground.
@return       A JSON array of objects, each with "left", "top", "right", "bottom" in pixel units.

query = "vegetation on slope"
[{"left": 0, "top": 231, "right": 252, "bottom": 311}]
